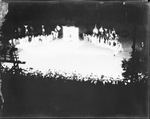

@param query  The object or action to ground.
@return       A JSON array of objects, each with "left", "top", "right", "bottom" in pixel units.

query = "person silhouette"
[
  {"left": 42, "top": 25, "right": 45, "bottom": 35},
  {"left": 24, "top": 25, "right": 29, "bottom": 36},
  {"left": 99, "top": 26, "right": 104, "bottom": 38},
  {"left": 93, "top": 25, "right": 98, "bottom": 37}
]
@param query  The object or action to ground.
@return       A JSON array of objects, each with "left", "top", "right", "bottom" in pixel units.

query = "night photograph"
[{"left": 0, "top": 0, "right": 149, "bottom": 118}]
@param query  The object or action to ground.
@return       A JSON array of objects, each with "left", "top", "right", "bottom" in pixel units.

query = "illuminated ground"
[{"left": 4, "top": 37, "right": 132, "bottom": 80}]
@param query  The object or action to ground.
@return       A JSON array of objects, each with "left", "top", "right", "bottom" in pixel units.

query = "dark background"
[
  {"left": 0, "top": 1, "right": 149, "bottom": 117},
  {"left": 1, "top": 1, "right": 149, "bottom": 44}
]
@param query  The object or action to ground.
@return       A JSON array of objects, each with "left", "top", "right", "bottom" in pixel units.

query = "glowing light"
[
  {"left": 127, "top": 80, "right": 131, "bottom": 83},
  {"left": 4, "top": 25, "right": 131, "bottom": 83},
  {"left": 62, "top": 26, "right": 79, "bottom": 41},
  {"left": 6, "top": 36, "right": 125, "bottom": 80}
]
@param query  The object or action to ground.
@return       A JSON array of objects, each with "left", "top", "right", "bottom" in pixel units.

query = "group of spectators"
[
  {"left": 3, "top": 25, "right": 126, "bottom": 84},
  {"left": 83, "top": 25, "right": 123, "bottom": 55},
  {"left": 14, "top": 24, "right": 62, "bottom": 38},
  {"left": 9, "top": 24, "right": 123, "bottom": 56},
  {"left": 9, "top": 25, "right": 62, "bottom": 48},
  {"left": 1, "top": 25, "right": 62, "bottom": 61},
  {"left": 13, "top": 67, "right": 127, "bottom": 85}
]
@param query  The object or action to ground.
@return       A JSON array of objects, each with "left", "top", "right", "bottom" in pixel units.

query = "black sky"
[
  {"left": 1, "top": 1, "right": 148, "bottom": 41},
  {"left": 5, "top": 2, "right": 147, "bottom": 24}
]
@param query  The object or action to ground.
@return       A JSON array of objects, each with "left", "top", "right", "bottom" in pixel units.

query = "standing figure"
[
  {"left": 108, "top": 38, "right": 113, "bottom": 47},
  {"left": 93, "top": 25, "right": 98, "bottom": 37},
  {"left": 56, "top": 25, "right": 61, "bottom": 31},
  {"left": 56, "top": 25, "right": 62, "bottom": 38},
  {"left": 112, "top": 28, "right": 116, "bottom": 40},
  {"left": 104, "top": 28, "right": 108, "bottom": 33},
  {"left": 109, "top": 31, "right": 113, "bottom": 41},
  {"left": 99, "top": 26, "right": 104, "bottom": 38},
  {"left": 28, "top": 36, "right": 32, "bottom": 42},
  {"left": 98, "top": 35, "right": 101, "bottom": 44},
  {"left": 95, "top": 35, "right": 99, "bottom": 44},
  {"left": 105, "top": 33, "right": 109, "bottom": 45},
  {"left": 24, "top": 25, "right": 29, "bottom": 36},
  {"left": 115, "top": 34, "right": 119, "bottom": 40},
  {"left": 51, "top": 31, "right": 57, "bottom": 40},
  {"left": 52, "top": 25, "right": 61, "bottom": 39},
  {"left": 42, "top": 25, "right": 45, "bottom": 35}
]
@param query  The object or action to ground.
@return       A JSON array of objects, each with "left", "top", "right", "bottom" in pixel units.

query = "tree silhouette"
[{"left": 122, "top": 46, "right": 148, "bottom": 83}]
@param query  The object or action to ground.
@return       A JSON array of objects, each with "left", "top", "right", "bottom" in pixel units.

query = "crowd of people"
[
  {"left": 1, "top": 25, "right": 62, "bottom": 61},
  {"left": 2, "top": 64, "right": 130, "bottom": 85},
  {"left": 2, "top": 65, "right": 146, "bottom": 117},
  {"left": 83, "top": 25, "right": 123, "bottom": 55},
  {"left": 14, "top": 67, "right": 126, "bottom": 85},
  {"left": 8, "top": 25, "right": 62, "bottom": 48},
  {"left": 8, "top": 24, "right": 123, "bottom": 56},
  {"left": 5, "top": 24, "right": 124, "bottom": 61}
]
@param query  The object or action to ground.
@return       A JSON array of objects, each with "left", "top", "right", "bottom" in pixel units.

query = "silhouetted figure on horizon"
[
  {"left": 42, "top": 25, "right": 45, "bottom": 36},
  {"left": 24, "top": 25, "right": 29, "bottom": 36},
  {"left": 93, "top": 25, "right": 98, "bottom": 37}
]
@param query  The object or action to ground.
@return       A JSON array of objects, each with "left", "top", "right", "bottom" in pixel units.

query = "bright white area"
[
  {"left": 63, "top": 26, "right": 79, "bottom": 41},
  {"left": 3, "top": 25, "right": 131, "bottom": 81},
  {"left": 4, "top": 38, "right": 130, "bottom": 80}
]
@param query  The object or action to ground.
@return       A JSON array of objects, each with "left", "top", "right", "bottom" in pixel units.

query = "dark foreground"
[{"left": 1, "top": 71, "right": 148, "bottom": 118}]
